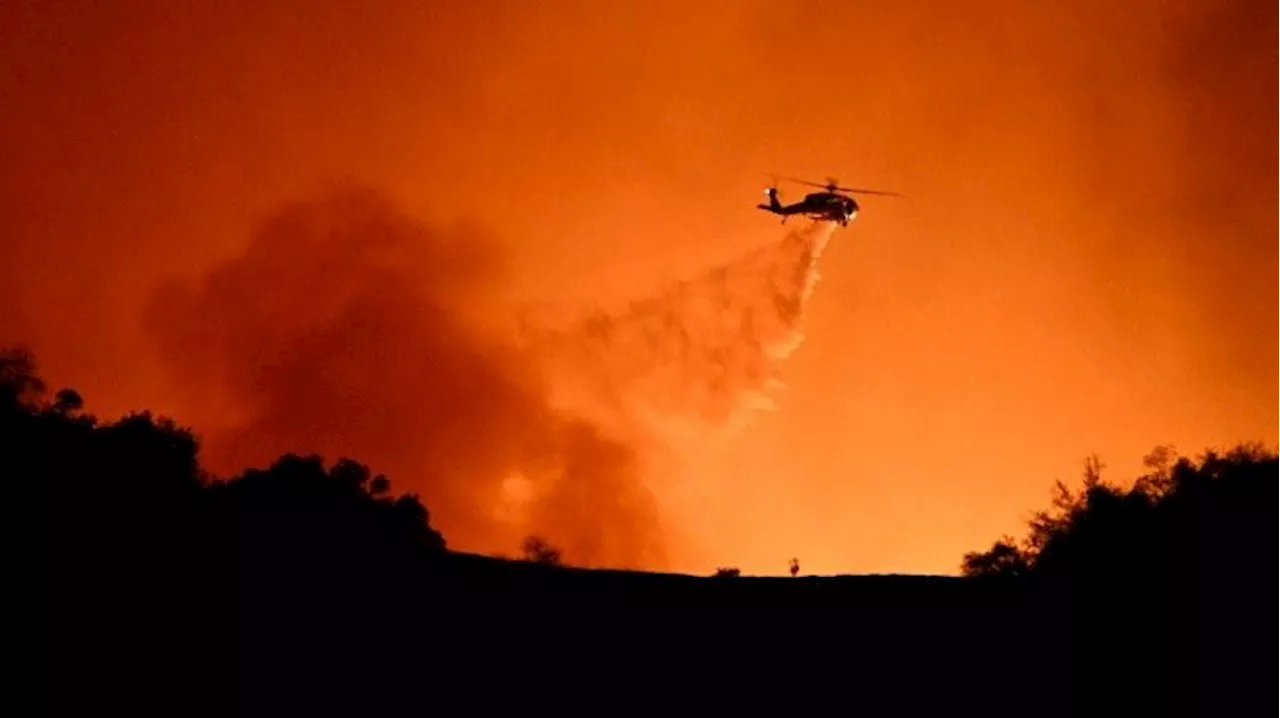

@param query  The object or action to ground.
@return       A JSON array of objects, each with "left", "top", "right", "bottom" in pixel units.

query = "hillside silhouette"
[{"left": 22, "top": 344, "right": 1273, "bottom": 715}]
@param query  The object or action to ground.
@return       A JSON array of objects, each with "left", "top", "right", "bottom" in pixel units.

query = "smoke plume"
[
  {"left": 147, "top": 187, "right": 836, "bottom": 569},
  {"left": 527, "top": 222, "right": 835, "bottom": 445}
]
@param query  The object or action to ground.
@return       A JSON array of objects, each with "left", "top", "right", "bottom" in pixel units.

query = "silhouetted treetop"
[
  {"left": 962, "top": 443, "right": 1278, "bottom": 587},
  {"left": 521, "top": 535, "right": 563, "bottom": 566},
  {"left": 214, "top": 452, "right": 445, "bottom": 558},
  {"left": 10, "top": 345, "right": 447, "bottom": 575},
  {"left": 0, "top": 345, "right": 45, "bottom": 409}
]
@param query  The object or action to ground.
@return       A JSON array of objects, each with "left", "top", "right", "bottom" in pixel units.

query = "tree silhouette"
[
  {"left": 961, "top": 536, "right": 1029, "bottom": 579},
  {"left": 521, "top": 535, "right": 563, "bottom": 566},
  {"left": 961, "top": 442, "right": 1276, "bottom": 715},
  {"left": 10, "top": 344, "right": 455, "bottom": 715},
  {"left": 0, "top": 345, "right": 44, "bottom": 407},
  {"left": 961, "top": 445, "right": 1276, "bottom": 584}
]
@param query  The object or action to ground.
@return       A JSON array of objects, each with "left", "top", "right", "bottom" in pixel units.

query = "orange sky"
[{"left": 3, "top": 0, "right": 1275, "bottom": 575}]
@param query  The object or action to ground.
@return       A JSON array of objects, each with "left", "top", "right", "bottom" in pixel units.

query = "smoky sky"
[
  {"left": 1167, "top": 2, "right": 1274, "bottom": 396},
  {"left": 145, "top": 187, "right": 666, "bottom": 568},
  {"left": 3, "top": 0, "right": 1274, "bottom": 574},
  {"left": 144, "top": 187, "right": 839, "bottom": 569}
]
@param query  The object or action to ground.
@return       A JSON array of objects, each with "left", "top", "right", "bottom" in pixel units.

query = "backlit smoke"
[
  {"left": 518, "top": 221, "right": 838, "bottom": 567},
  {"left": 527, "top": 222, "right": 836, "bottom": 447},
  {"left": 146, "top": 188, "right": 838, "bottom": 570},
  {"left": 145, "top": 188, "right": 662, "bottom": 569}
]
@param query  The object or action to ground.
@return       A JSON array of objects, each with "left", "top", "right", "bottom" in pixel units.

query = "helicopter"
[{"left": 757, "top": 176, "right": 899, "bottom": 226}]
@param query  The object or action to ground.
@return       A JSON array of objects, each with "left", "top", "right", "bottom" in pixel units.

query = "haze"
[{"left": 3, "top": 0, "right": 1274, "bottom": 575}]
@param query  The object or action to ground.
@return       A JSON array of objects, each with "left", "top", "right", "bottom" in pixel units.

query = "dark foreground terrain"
[
  {"left": 17, "top": 343, "right": 1270, "bottom": 716},
  {"left": 52, "top": 549, "right": 1049, "bottom": 714},
  {"left": 49, "top": 545, "right": 1269, "bottom": 716}
]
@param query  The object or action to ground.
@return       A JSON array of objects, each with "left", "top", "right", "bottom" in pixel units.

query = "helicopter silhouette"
[{"left": 757, "top": 175, "right": 899, "bottom": 227}]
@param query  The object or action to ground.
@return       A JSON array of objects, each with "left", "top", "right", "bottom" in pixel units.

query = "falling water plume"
[{"left": 525, "top": 220, "right": 839, "bottom": 447}]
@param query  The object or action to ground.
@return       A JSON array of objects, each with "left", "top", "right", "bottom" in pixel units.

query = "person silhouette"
[{"left": 789, "top": 558, "right": 799, "bottom": 577}]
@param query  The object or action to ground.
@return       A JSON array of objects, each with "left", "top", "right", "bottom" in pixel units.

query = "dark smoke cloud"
[
  {"left": 1168, "top": 0, "right": 1277, "bottom": 380},
  {"left": 146, "top": 187, "right": 665, "bottom": 569},
  {"left": 145, "top": 187, "right": 840, "bottom": 571}
]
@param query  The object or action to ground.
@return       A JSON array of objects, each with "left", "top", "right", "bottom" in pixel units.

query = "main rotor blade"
[
  {"left": 781, "top": 176, "right": 830, "bottom": 189},
  {"left": 775, "top": 175, "right": 901, "bottom": 196},
  {"left": 837, "top": 188, "right": 902, "bottom": 196}
]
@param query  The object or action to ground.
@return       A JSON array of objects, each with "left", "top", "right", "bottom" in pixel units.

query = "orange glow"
[{"left": 3, "top": 0, "right": 1275, "bottom": 575}]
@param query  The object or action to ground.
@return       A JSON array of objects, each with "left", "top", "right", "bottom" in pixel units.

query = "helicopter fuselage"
[{"left": 757, "top": 188, "right": 859, "bottom": 226}]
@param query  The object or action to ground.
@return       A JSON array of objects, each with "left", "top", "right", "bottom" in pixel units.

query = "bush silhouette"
[
  {"left": 9, "top": 344, "right": 452, "bottom": 714},
  {"left": 962, "top": 446, "right": 1277, "bottom": 585},
  {"left": 7, "top": 345, "right": 445, "bottom": 557},
  {"left": 521, "top": 535, "right": 564, "bottom": 566},
  {"left": 962, "top": 443, "right": 1276, "bottom": 714}
]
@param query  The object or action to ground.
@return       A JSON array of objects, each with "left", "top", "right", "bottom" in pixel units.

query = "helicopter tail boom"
[{"left": 757, "top": 186, "right": 783, "bottom": 213}]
